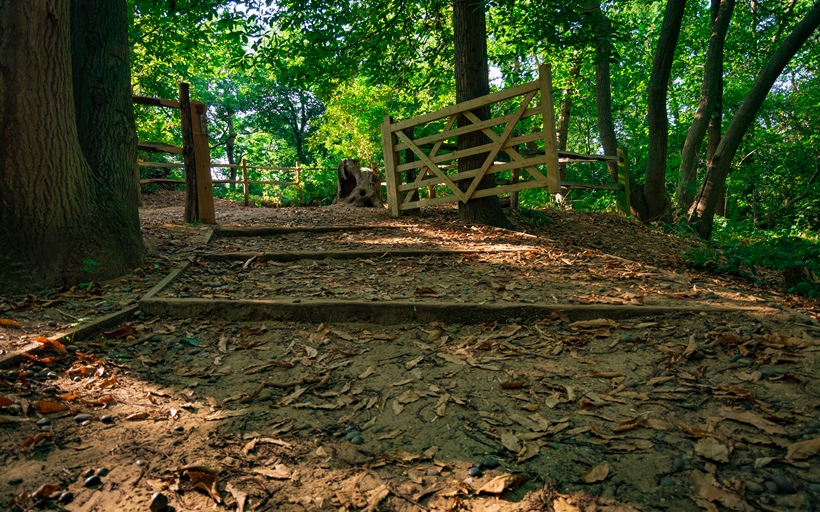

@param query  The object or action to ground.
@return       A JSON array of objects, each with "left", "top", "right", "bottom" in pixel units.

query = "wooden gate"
[{"left": 381, "top": 64, "right": 624, "bottom": 216}]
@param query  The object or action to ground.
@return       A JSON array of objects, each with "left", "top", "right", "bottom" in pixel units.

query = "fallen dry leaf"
[
  {"left": 253, "top": 464, "right": 292, "bottom": 479},
  {"left": 477, "top": 473, "right": 528, "bottom": 494},
  {"left": 695, "top": 437, "right": 730, "bottom": 463},
  {"left": 691, "top": 470, "right": 752, "bottom": 511},
  {"left": 785, "top": 437, "right": 820, "bottom": 460},
  {"left": 581, "top": 461, "right": 609, "bottom": 483},
  {"left": 719, "top": 408, "right": 787, "bottom": 435}
]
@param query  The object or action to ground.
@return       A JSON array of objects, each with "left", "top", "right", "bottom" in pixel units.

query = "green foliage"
[
  {"left": 82, "top": 258, "right": 100, "bottom": 274},
  {"left": 683, "top": 217, "right": 820, "bottom": 288}
]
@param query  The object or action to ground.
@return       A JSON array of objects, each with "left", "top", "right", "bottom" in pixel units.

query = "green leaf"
[{"left": 182, "top": 337, "right": 200, "bottom": 347}]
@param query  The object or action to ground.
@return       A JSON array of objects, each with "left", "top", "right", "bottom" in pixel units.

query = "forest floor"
[{"left": 1, "top": 191, "right": 820, "bottom": 512}]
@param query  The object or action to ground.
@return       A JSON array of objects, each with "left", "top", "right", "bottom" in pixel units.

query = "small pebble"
[
  {"left": 184, "top": 356, "right": 193, "bottom": 363},
  {"left": 207, "top": 376, "right": 218, "bottom": 383},
  {"left": 81, "top": 420, "right": 91, "bottom": 427},
  {"left": 773, "top": 475, "right": 796, "bottom": 494},
  {"left": 662, "top": 381, "right": 676, "bottom": 387},
  {"left": 673, "top": 457, "right": 685, "bottom": 470},
  {"left": 6, "top": 370, "right": 18, "bottom": 380},
  {"left": 74, "top": 413, "right": 92, "bottom": 423},
  {"left": 8, "top": 478, "right": 22, "bottom": 485},
  {"left": 746, "top": 482, "right": 765, "bottom": 494},
  {"left": 764, "top": 481, "right": 779, "bottom": 494},
  {"left": 659, "top": 477, "right": 676, "bottom": 487},
  {"left": 729, "top": 354, "right": 742, "bottom": 363},
  {"left": 150, "top": 492, "right": 169, "bottom": 512},
  {"left": 43, "top": 386, "right": 57, "bottom": 394},
  {"left": 100, "top": 415, "right": 114, "bottom": 424},
  {"left": 188, "top": 348, "right": 200, "bottom": 355},
  {"left": 767, "top": 397, "right": 782, "bottom": 404},
  {"left": 426, "top": 468, "right": 440, "bottom": 476},
  {"left": 468, "top": 467, "right": 482, "bottom": 477},
  {"left": 808, "top": 483, "right": 820, "bottom": 493},
  {"left": 690, "top": 351, "right": 705, "bottom": 360},
  {"left": 82, "top": 468, "right": 94, "bottom": 478},
  {"left": 151, "top": 335, "right": 162, "bottom": 342},
  {"left": 58, "top": 491, "right": 74, "bottom": 504},
  {"left": 83, "top": 475, "right": 101, "bottom": 488},
  {"left": 47, "top": 321, "right": 57, "bottom": 327},
  {"left": 66, "top": 345, "right": 78, "bottom": 352},
  {"left": 94, "top": 467, "right": 109, "bottom": 477},
  {"left": 174, "top": 425, "right": 184, "bottom": 432},
  {"left": 456, "top": 413, "right": 465, "bottom": 420},
  {"left": 482, "top": 459, "right": 500, "bottom": 469},
  {"left": 350, "top": 435, "right": 364, "bottom": 445},
  {"left": 345, "top": 431, "right": 361, "bottom": 441},
  {"left": 36, "top": 417, "right": 51, "bottom": 426},
  {"left": 637, "top": 343, "right": 647, "bottom": 350},
  {"left": 760, "top": 367, "right": 777, "bottom": 378},
  {"left": 620, "top": 332, "right": 635, "bottom": 343},
  {"left": 230, "top": 327, "right": 239, "bottom": 334},
  {"left": 136, "top": 460, "right": 146, "bottom": 467},
  {"left": 738, "top": 402, "right": 753, "bottom": 410}
]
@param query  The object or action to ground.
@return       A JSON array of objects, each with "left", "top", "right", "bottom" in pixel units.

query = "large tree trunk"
[
  {"left": 453, "top": 0, "right": 511, "bottom": 228},
  {"left": 675, "top": 0, "right": 734, "bottom": 215},
  {"left": 592, "top": 2, "right": 620, "bottom": 184},
  {"left": 631, "top": 0, "right": 687, "bottom": 224},
  {"left": 689, "top": 0, "right": 820, "bottom": 238},
  {"left": 0, "top": 0, "right": 142, "bottom": 293}
]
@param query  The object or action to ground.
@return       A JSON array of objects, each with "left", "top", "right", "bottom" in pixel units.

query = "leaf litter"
[{"left": 1, "top": 197, "right": 819, "bottom": 511}]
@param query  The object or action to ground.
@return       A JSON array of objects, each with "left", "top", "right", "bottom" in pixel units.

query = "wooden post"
[
  {"left": 296, "top": 162, "right": 305, "bottom": 206},
  {"left": 538, "top": 64, "right": 560, "bottom": 195},
  {"left": 381, "top": 116, "right": 401, "bottom": 217},
  {"left": 403, "top": 127, "right": 420, "bottom": 213},
  {"left": 191, "top": 101, "right": 215, "bottom": 224},
  {"left": 617, "top": 147, "right": 631, "bottom": 215},
  {"left": 241, "top": 157, "right": 249, "bottom": 206},
  {"left": 179, "top": 82, "right": 198, "bottom": 223}
]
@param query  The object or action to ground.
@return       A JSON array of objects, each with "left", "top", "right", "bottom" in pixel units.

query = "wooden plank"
[
  {"left": 179, "top": 82, "right": 198, "bottom": 223},
  {"left": 462, "top": 109, "right": 547, "bottom": 184},
  {"left": 202, "top": 247, "right": 532, "bottom": 262},
  {"left": 560, "top": 150, "right": 618, "bottom": 162},
  {"left": 133, "top": 96, "right": 181, "bottom": 109},
  {"left": 393, "top": 106, "right": 541, "bottom": 152},
  {"left": 398, "top": 154, "right": 551, "bottom": 192},
  {"left": 139, "top": 297, "right": 757, "bottom": 326},
  {"left": 396, "top": 131, "right": 547, "bottom": 174},
  {"left": 559, "top": 182, "right": 622, "bottom": 191},
  {"left": 214, "top": 225, "right": 396, "bottom": 237},
  {"left": 539, "top": 64, "right": 561, "bottom": 194},
  {"left": 389, "top": 80, "right": 539, "bottom": 132},
  {"left": 137, "top": 160, "right": 184, "bottom": 169},
  {"left": 464, "top": 88, "right": 534, "bottom": 200},
  {"left": 401, "top": 114, "right": 458, "bottom": 206},
  {"left": 395, "top": 130, "right": 466, "bottom": 203},
  {"left": 141, "top": 261, "right": 192, "bottom": 300},
  {"left": 137, "top": 141, "right": 183, "bottom": 155},
  {"left": 191, "top": 101, "right": 216, "bottom": 224},
  {"left": 382, "top": 116, "right": 402, "bottom": 216},
  {"left": 139, "top": 179, "right": 186, "bottom": 184},
  {"left": 212, "top": 179, "right": 297, "bottom": 186}
]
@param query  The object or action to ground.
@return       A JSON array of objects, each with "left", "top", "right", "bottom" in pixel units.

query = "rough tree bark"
[
  {"left": 631, "top": 0, "right": 687, "bottom": 224},
  {"left": 555, "top": 58, "right": 581, "bottom": 202},
  {"left": 675, "top": 0, "right": 735, "bottom": 215},
  {"left": 689, "top": 0, "right": 820, "bottom": 238},
  {"left": 334, "top": 159, "right": 383, "bottom": 208},
  {"left": 591, "top": 2, "right": 620, "bottom": 184},
  {"left": 453, "top": 0, "right": 511, "bottom": 228},
  {"left": 0, "top": 0, "right": 142, "bottom": 293}
]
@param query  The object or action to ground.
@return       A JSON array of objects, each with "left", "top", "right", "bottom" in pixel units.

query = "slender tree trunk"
[
  {"left": 689, "top": 0, "right": 820, "bottom": 238},
  {"left": 226, "top": 112, "right": 237, "bottom": 185},
  {"left": 0, "top": 0, "right": 141, "bottom": 293},
  {"left": 708, "top": 78, "right": 725, "bottom": 215},
  {"left": 592, "top": 2, "right": 620, "bottom": 183},
  {"left": 631, "top": 0, "right": 687, "bottom": 224},
  {"left": 453, "top": 0, "right": 511, "bottom": 228},
  {"left": 675, "top": 0, "right": 734, "bottom": 215},
  {"left": 556, "top": 58, "right": 581, "bottom": 201}
]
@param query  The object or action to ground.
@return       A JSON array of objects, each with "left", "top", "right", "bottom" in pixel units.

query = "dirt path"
[{"left": 1, "top": 196, "right": 820, "bottom": 512}]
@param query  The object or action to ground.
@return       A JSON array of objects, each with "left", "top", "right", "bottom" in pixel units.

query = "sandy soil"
[{"left": 1, "top": 192, "right": 820, "bottom": 512}]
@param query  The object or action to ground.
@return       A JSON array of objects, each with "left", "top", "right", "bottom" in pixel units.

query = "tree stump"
[{"left": 334, "top": 159, "right": 383, "bottom": 207}]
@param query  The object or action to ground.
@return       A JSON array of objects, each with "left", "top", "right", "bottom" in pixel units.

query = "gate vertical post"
[
  {"left": 191, "top": 101, "right": 215, "bottom": 224},
  {"left": 382, "top": 116, "right": 401, "bottom": 217},
  {"left": 179, "top": 82, "right": 199, "bottom": 223},
  {"left": 241, "top": 157, "right": 249, "bottom": 206},
  {"left": 538, "top": 64, "right": 560, "bottom": 195}
]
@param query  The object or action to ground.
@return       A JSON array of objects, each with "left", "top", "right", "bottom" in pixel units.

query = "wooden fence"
[
  {"left": 138, "top": 159, "right": 335, "bottom": 206},
  {"left": 381, "top": 64, "right": 629, "bottom": 216}
]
